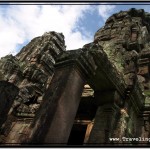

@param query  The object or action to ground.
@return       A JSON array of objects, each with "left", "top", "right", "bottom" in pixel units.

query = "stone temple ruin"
[{"left": 1, "top": 8, "right": 150, "bottom": 146}]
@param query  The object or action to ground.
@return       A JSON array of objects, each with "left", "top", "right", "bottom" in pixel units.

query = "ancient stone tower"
[{"left": 1, "top": 8, "right": 150, "bottom": 146}]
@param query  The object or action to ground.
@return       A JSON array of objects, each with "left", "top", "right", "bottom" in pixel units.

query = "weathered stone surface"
[
  {"left": 87, "top": 103, "right": 120, "bottom": 144},
  {"left": 1, "top": 8, "right": 150, "bottom": 146},
  {"left": 0, "top": 81, "right": 19, "bottom": 128},
  {"left": 0, "top": 31, "right": 66, "bottom": 143}
]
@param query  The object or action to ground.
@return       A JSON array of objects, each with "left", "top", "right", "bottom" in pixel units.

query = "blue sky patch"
[{"left": 0, "top": 3, "right": 150, "bottom": 57}]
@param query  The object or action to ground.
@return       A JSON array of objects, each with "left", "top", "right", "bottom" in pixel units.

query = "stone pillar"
[
  {"left": 43, "top": 65, "right": 85, "bottom": 143},
  {"left": 87, "top": 91, "right": 121, "bottom": 144},
  {"left": 0, "top": 81, "right": 19, "bottom": 128},
  {"left": 22, "top": 50, "right": 95, "bottom": 144},
  {"left": 87, "top": 104, "right": 119, "bottom": 144},
  {"left": 112, "top": 108, "right": 129, "bottom": 145}
]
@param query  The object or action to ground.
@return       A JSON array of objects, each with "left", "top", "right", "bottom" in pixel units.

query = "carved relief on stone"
[
  {"left": 23, "top": 64, "right": 36, "bottom": 79},
  {"left": 115, "top": 11, "right": 128, "bottom": 19},
  {"left": 141, "top": 26, "right": 149, "bottom": 43},
  {"left": 12, "top": 85, "right": 41, "bottom": 118},
  {"left": 130, "top": 23, "right": 142, "bottom": 45},
  {"left": 31, "top": 68, "right": 47, "bottom": 84},
  {"left": 0, "top": 55, "right": 20, "bottom": 80},
  {"left": 123, "top": 50, "right": 139, "bottom": 89},
  {"left": 40, "top": 51, "right": 55, "bottom": 65}
]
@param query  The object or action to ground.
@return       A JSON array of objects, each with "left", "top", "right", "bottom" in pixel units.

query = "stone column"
[
  {"left": 87, "top": 91, "right": 121, "bottom": 144},
  {"left": 87, "top": 104, "right": 119, "bottom": 144},
  {"left": 0, "top": 81, "right": 19, "bottom": 128},
  {"left": 43, "top": 65, "right": 85, "bottom": 143},
  {"left": 112, "top": 108, "right": 129, "bottom": 145},
  {"left": 23, "top": 50, "right": 95, "bottom": 144}
]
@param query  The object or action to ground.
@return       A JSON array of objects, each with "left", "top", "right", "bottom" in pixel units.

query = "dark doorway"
[
  {"left": 24, "top": 95, "right": 38, "bottom": 105},
  {"left": 67, "top": 124, "right": 87, "bottom": 145}
]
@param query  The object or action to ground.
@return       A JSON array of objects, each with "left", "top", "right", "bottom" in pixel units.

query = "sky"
[{"left": 0, "top": 3, "right": 150, "bottom": 58}]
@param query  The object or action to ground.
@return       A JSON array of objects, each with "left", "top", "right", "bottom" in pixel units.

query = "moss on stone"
[{"left": 144, "top": 90, "right": 150, "bottom": 96}]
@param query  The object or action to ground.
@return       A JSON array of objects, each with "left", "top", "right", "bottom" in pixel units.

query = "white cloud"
[
  {"left": 98, "top": 4, "right": 116, "bottom": 21},
  {"left": 0, "top": 5, "right": 93, "bottom": 58}
]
